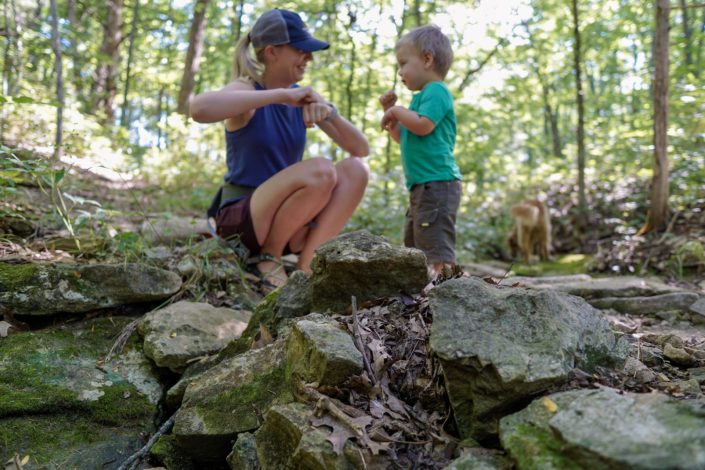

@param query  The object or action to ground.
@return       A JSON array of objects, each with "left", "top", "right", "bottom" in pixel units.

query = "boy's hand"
[
  {"left": 303, "top": 102, "right": 332, "bottom": 127},
  {"left": 281, "top": 86, "right": 315, "bottom": 106},
  {"left": 379, "top": 91, "right": 397, "bottom": 111},
  {"left": 380, "top": 106, "right": 399, "bottom": 132}
]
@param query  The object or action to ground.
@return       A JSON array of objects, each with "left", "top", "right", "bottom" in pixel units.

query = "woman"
[{"left": 191, "top": 9, "right": 369, "bottom": 287}]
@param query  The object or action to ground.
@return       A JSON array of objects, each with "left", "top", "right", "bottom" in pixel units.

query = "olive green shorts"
[{"left": 404, "top": 179, "right": 462, "bottom": 264}]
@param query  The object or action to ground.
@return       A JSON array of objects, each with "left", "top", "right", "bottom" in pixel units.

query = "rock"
[
  {"left": 165, "top": 353, "right": 221, "bottom": 408},
  {"left": 255, "top": 402, "right": 369, "bottom": 469},
  {"left": 140, "top": 216, "right": 209, "bottom": 244},
  {"left": 642, "top": 333, "right": 684, "bottom": 349},
  {"left": 149, "top": 435, "right": 197, "bottom": 470},
  {"left": 138, "top": 301, "right": 251, "bottom": 373},
  {"left": 690, "top": 298, "right": 705, "bottom": 316},
  {"left": 443, "top": 450, "right": 512, "bottom": 470},
  {"left": 622, "top": 357, "right": 656, "bottom": 384},
  {"left": 670, "top": 379, "right": 703, "bottom": 396},
  {"left": 0, "top": 262, "right": 182, "bottom": 315},
  {"left": 0, "top": 317, "right": 157, "bottom": 467},
  {"left": 429, "top": 277, "right": 628, "bottom": 441},
  {"left": 503, "top": 274, "right": 593, "bottom": 286},
  {"left": 286, "top": 314, "right": 363, "bottom": 386},
  {"left": 663, "top": 343, "right": 696, "bottom": 367},
  {"left": 173, "top": 340, "right": 292, "bottom": 462},
  {"left": 688, "top": 367, "right": 705, "bottom": 385},
  {"left": 500, "top": 389, "right": 705, "bottom": 469},
  {"left": 310, "top": 230, "right": 428, "bottom": 313},
  {"left": 176, "top": 255, "right": 199, "bottom": 277},
  {"left": 632, "top": 343, "right": 664, "bottom": 367},
  {"left": 588, "top": 292, "right": 700, "bottom": 315},
  {"left": 227, "top": 432, "right": 260, "bottom": 470},
  {"left": 547, "top": 276, "right": 685, "bottom": 300},
  {"left": 224, "top": 271, "right": 312, "bottom": 355}
]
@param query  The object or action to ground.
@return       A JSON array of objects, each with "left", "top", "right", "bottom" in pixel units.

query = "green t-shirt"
[{"left": 400, "top": 81, "right": 461, "bottom": 190}]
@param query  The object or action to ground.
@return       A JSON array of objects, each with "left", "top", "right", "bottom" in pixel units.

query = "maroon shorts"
[
  {"left": 215, "top": 195, "right": 262, "bottom": 255},
  {"left": 215, "top": 195, "right": 297, "bottom": 256}
]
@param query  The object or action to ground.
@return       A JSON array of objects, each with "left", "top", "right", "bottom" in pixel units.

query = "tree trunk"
[
  {"left": 50, "top": 0, "right": 64, "bottom": 161},
  {"left": 679, "top": 0, "right": 693, "bottom": 73},
  {"left": 120, "top": 0, "right": 140, "bottom": 128},
  {"left": 228, "top": 0, "right": 244, "bottom": 81},
  {"left": 571, "top": 0, "right": 588, "bottom": 228},
  {"left": 92, "top": 0, "right": 123, "bottom": 121},
  {"left": 177, "top": 0, "right": 210, "bottom": 116},
  {"left": 640, "top": 0, "right": 671, "bottom": 234},
  {"left": 412, "top": 0, "right": 422, "bottom": 26},
  {"left": 384, "top": 0, "right": 407, "bottom": 198},
  {"left": 344, "top": 11, "right": 357, "bottom": 124},
  {"left": 696, "top": 5, "right": 705, "bottom": 76}
]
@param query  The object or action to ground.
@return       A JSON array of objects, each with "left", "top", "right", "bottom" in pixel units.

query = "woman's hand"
[
  {"left": 303, "top": 102, "right": 333, "bottom": 127},
  {"left": 379, "top": 90, "right": 397, "bottom": 111},
  {"left": 281, "top": 86, "right": 315, "bottom": 106}
]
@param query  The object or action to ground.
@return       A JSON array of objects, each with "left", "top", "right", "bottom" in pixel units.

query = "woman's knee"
[
  {"left": 337, "top": 157, "right": 369, "bottom": 188},
  {"left": 306, "top": 157, "right": 337, "bottom": 189}
]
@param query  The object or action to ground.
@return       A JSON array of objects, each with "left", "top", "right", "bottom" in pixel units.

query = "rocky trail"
[{"left": 1, "top": 166, "right": 705, "bottom": 469}]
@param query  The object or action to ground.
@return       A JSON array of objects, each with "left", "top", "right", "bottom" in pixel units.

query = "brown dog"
[{"left": 509, "top": 199, "right": 552, "bottom": 263}]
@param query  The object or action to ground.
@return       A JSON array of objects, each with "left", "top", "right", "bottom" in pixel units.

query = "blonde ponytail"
[{"left": 232, "top": 33, "right": 263, "bottom": 83}]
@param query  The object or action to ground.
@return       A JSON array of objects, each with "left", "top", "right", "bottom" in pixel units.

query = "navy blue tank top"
[{"left": 224, "top": 83, "right": 306, "bottom": 188}]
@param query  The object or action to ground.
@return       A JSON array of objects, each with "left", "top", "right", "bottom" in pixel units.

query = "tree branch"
[{"left": 456, "top": 37, "right": 507, "bottom": 93}]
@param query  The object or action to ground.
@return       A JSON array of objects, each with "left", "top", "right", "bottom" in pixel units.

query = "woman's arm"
[
  {"left": 317, "top": 110, "right": 370, "bottom": 157},
  {"left": 190, "top": 81, "right": 314, "bottom": 124}
]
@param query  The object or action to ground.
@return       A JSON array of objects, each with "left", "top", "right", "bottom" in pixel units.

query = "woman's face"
[{"left": 268, "top": 45, "right": 313, "bottom": 83}]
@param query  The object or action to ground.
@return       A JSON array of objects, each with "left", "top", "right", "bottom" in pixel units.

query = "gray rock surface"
[
  {"left": 0, "top": 262, "right": 181, "bottom": 315},
  {"left": 500, "top": 388, "right": 705, "bottom": 469},
  {"left": 429, "top": 277, "right": 628, "bottom": 441},
  {"left": 589, "top": 292, "right": 701, "bottom": 314},
  {"left": 310, "top": 230, "right": 428, "bottom": 313},
  {"left": 139, "top": 301, "right": 251, "bottom": 373}
]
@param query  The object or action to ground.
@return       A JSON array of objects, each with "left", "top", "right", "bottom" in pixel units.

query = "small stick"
[
  {"left": 117, "top": 412, "right": 177, "bottom": 470},
  {"left": 351, "top": 296, "right": 376, "bottom": 383}
]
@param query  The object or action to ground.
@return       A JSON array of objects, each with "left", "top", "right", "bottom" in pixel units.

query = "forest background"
[{"left": 1, "top": 0, "right": 704, "bottom": 272}]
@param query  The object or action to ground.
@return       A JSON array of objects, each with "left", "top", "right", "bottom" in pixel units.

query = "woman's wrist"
[{"left": 324, "top": 102, "right": 338, "bottom": 122}]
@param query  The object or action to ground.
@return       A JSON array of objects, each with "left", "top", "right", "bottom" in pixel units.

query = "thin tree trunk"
[
  {"left": 696, "top": 5, "right": 705, "bottom": 76},
  {"left": 50, "top": 0, "right": 64, "bottom": 161},
  {"left": 571, "top": 0, "right": 587, "bottom": 228},
  {"left": 384, "top": 0, "right": 407, "bottom": 199},
  {"left": 177, "top": 0, "right": 210, "bottom": 115},
  {"left": 680, "top": 0, "right": 693, "bottom": 72},
  {"left": 344, "top": 11, "right": 357, "bottom": 124},
  {"left": 120, "top": 0, "right": 140, "bottom": 127},
  {"left": 413, "top": 0, "right": 422, "bottom": 26},
  {"left": 228, "top": 0, "right": 244, "bottom": 81},
  {"left": 92, "top": 0, "right": 123, "bottom": 121},
  {"left": 640, "top": 0, "right": 671, "bottom": 234}
]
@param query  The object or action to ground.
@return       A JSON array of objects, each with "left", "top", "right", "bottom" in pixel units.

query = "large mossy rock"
[
  {"left": 429, "top": 277, "right": 628, "bottom": 441},
  {"left": 255, "top": 403, "right": 369, "bottom": 469},
  {"left": 500, "top": 389, "right": 705, "bottom": 469},
  {"left": 0, "top": 316, "right": 159, "bottom": 467},
  {"left": 138, "top": 301, "right": 251, "bottom": 373},
  {"left": 286, "top": 314, "right": 362, "bottom": 386},
  {"left": 173, "top": 340, "right": 293, "bottom": 462},
  {"left": 0, "top": 262, "right": 182, "bottom": 315},
  {"left": 310, "top": 230, "right": 428, "bottom": 313}
]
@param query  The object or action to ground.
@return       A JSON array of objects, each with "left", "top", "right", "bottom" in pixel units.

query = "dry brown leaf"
[{"left": 311, "top": 414, "right": 359, "bottom": 454}]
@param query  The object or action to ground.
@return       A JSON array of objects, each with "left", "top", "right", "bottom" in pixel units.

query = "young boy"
[{"left": 379, "top": 25, "right": 462, "bottom": 277}]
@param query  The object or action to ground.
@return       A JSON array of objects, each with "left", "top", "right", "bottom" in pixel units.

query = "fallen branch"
[{"left": 117, "top": 412, "right": 177, "bottom": 470}]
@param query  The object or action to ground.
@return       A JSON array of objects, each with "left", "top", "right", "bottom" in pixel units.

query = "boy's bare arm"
[{"left": 383, "top": 106, "right": 435, "bottom": 136}]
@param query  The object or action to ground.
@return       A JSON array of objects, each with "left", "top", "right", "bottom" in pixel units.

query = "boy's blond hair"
[{"left": 396, "top": 25, "right": 453, "bottom": 79}]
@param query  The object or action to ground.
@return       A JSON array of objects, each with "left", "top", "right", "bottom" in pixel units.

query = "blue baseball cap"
[{"left": 250, "top": 9, "right": 329, "bottom": 52}]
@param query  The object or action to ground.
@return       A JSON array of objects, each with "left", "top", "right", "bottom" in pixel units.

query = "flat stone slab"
[
  {"left": 139, "top": 301, "right": 251, "bottom": 373},
  {"left": 544, "top": 276, "right": 684, "bottom": 300},
  {"left": 589, "top": 292, "right": 701, "bottom": 314},
  {"left": 500, "top": 388, "right": 705, "bottom": 469},
  {"left": 0, "top": 262, "right": 182, "bottom": 315},
  {"left": 140, "top": 216, "right": 210, "bottom": 243}
]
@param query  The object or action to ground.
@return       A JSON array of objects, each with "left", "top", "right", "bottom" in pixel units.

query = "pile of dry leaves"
[{"left": 295, "top": 282, "right": 459, "bottom": 468}]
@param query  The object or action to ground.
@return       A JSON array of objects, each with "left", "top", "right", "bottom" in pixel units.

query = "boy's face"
[{"left": 396, "top": 44, "right": 434, "bottom": 91}]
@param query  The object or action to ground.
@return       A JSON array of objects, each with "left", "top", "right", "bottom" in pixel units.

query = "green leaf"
[
  {"left": 53, "top": 169, "right": 65, "bottom": 184},
  {"left": 13, "top": 96, "right": 36, "bottom": 104}
]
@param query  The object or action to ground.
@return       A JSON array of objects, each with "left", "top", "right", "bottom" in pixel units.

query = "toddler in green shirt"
[{"left": 379, "top": 25, "right": 462, "bottom": 277}]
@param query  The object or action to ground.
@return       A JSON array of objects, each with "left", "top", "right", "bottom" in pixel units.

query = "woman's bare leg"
[
  {"left": 295, "top": 157, "right": 369, "bottom": 271},
  {"left": 248, "top": 158, "right": 338, "bottom": 284}
]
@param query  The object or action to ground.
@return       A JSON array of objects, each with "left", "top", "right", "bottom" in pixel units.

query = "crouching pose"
[
  {"left": 192, "top": 9, "right": 369, "bottom": 287},
  {"left": 509, "top": 199, "right": 552, "bottom": 263}
]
